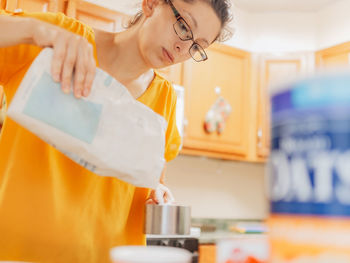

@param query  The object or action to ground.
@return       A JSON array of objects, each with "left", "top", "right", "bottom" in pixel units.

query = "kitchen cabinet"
[
  {"left": 253, "top": 53, "right": 314, "bottom": 160},
  {"left": 255, "top": 57, "right": 300, "bottom": 159},
  {"left": 177, "top": 46, "right": 309, "bottom": 162},
  {"left": 199, "top": 244, "right": 216, "bottom": 263},
  {"left": 316, "top": 41, "right": 350, "bottom": 67},
  {"left": 181, "top": 43, "right": 252, "bottom": 161},
  {"left": 65, "top": 0, "right": 129, "bottom": 32},
  {"left": 1, "top": 0, "right": 65, "bottom": 12}
]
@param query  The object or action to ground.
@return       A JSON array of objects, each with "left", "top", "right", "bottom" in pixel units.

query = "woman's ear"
[{"left": 142, "top": 0, "right": 160, "bottom": 17}]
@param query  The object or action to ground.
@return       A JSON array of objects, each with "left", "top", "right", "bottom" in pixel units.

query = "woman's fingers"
[
  {"left": 64, "top": 36, "right": 95, "bottom": 98},
  {"left": 146, "top": 184, "right": 176, "bottom": 205},
  {"left": 145, "top": 198, "right": 158, "bottom": 205},
  {"left": 82, "top": 44, "right": 95, "bottom": 97},
  {"left": 61, "top": 35, "right": 79, "bottom": 95},
  {"left": 74, "top": 41, "right": 88, "bottom": 98},
  {"left": 146, "top": 190, "right": 159, "bottom": 204},
  {"left": 33, "top": 21, "right": 96, "bottom": 97},
  {"left": 51, "top": 33, "right": 66, "bottom": 83}
]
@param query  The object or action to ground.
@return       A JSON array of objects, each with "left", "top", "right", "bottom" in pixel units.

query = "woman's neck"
[{"left": 95, "top": 26, "right": 150, "bottom": 87}]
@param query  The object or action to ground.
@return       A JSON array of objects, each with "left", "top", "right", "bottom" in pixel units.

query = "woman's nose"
[{"left": 174, "top": 40, "right": 193, "bottom": 56}]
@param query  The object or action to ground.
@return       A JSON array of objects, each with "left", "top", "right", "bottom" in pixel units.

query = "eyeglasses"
[{"left": 166, "top": 0, "right": 208, "bottom": 62}]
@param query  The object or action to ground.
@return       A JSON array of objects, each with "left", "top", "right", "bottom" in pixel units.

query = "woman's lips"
[{"left": 162, "top": 48, "right": 174, "bottom": 63}]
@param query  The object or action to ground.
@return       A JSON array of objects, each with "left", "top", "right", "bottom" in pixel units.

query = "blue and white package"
[
  {"left": 269, "top": 71, "right": 350, "bottom": 216},
  {"left": 268, "top": 70, "right": 350, "bottom": 262}
]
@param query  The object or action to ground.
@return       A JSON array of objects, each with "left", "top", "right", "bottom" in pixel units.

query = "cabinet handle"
[
  {"left": 184, "top": 118, "right": 188, "bottom": 127},
  {"left": 257, "top": 128, "right": 262, "bottom": 148},
  {"left": 183, "top": 118, "right": 188, "bottom": 137},
  {"left": 215, "top": 86, "right": 221, "bottom": 95}
]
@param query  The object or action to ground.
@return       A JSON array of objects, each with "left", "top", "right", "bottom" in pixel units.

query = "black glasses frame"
[{"left": 166, "top": 0, "right": 208, "bottom": 62}]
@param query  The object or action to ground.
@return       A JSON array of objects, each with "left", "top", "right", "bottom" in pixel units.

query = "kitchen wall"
[
  {"left": 227, "top": 0, "right": 350, "bottom": 52},
  {"left": 85, "top": 0, "right": 350, "bottom": 52},
  {"left": 226, "top": 8, "right": 317, "bottom": 52},
  {"left": 165, "top": 155, "right": 268, "bottom": 219},
  {"left": 317, "top": 0, "right": 350, "bottom": 49}
]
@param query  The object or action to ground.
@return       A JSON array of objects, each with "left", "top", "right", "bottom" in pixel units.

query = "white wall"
[
  {"left": 86, "top": 0, "right": 350, "bottom": 53},
  {"left": 165, "top": 155, "right": 268, "bottom": 219},
  {"left": 225, "top": 6, "right": 251, "bottom": 51},
  {"left": 227, "top": 0, "right": 350, "bottom": 52},
  {"left": 316, "top": 0, "right": 350, "bottom": 50},
  {"left": 225, "top": 8, "right": 317, "bottom": 52}
]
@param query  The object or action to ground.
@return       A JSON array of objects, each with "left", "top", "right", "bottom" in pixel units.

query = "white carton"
[{"left": 7, "top": 48, "right": 166, "bottom": 189}]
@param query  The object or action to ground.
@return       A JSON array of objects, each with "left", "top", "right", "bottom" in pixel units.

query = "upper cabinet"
[
  {"left": 316, "top": 42, "right": 350, "bottom": 68},
  {"left": 253, "top": 54, "right": 312, "bottom": 159},
  {"left": 1, "top": 0, "right": 65, "bottom": 12},
  {"left": 181, "top": 43, "right": 252, "bottom": 160},
  {"left": 65, "top": 0, "right": 129, "bottom": 32}
]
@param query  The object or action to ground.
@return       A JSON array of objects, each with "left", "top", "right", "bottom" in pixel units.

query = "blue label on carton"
[{"left": 23, "top": 72, "right": 102, "bottom": 144}]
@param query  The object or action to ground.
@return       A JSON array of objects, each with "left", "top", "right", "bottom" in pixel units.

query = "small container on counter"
[{"left": 110, "top": 246, "right": 192, "bottom": 263}]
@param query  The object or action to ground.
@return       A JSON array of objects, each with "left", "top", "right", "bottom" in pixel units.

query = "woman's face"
[{"left": 138, "top": 0, "right": 222, "bottom": 68}]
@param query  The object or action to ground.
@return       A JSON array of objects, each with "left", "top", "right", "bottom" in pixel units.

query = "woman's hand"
[
  {"left": 146, "top": 184, "right": 175, "bottom": 205},
  {"left": 31, "top": 19, "right": 96, "bottom": 98}
]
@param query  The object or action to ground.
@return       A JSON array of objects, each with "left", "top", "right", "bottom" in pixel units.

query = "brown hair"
[{"left": 126, "top": 0, "right": 233, "bottom": 42}]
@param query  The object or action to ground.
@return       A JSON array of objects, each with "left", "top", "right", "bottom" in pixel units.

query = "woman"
[{"left": 0, "top": 0, "right": 232, "bottom": 262}]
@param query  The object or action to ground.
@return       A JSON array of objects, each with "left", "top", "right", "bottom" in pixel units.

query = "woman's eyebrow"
[
  {"left": 183, "top": 11, "right": 210, "bottom": 46},
  {"left": 183, "top": 10, "right": 198, "bottom": 29},
  {"left": 202, "top": 39, "right": 210, "bottom": 46}
]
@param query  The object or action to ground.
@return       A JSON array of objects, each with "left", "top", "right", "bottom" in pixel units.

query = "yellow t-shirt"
[{"left": 0, "top": 11, "right": 181, "bottom": 263}]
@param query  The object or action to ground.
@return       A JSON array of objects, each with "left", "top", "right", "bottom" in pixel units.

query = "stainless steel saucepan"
[{"left": 144, "top": 204, "right": 191, "bottom": 235}]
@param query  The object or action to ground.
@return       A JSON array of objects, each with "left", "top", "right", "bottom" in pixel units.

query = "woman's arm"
[
  {"left": 0, "top": 15, "right": 34, "bottom": 47},
  {"left": 0, "top": 14, "right": 96, "bottom": 98}
]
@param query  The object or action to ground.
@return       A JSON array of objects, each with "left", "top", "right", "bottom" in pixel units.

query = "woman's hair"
[{"left": 126, "top": 0, "right": 233, "bottom": 42}]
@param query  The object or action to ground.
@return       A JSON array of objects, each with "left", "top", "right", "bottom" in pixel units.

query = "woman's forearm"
[
  {"left": 0, "top": 15, "right": 35, "bottom": 47},
  {"left": 0, "top": 13, "right": 96, "bottom": 97}
]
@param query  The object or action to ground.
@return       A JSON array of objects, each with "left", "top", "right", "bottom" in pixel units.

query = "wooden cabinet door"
[
  {"left": 2, "top": 0, "right": 64, "bottom": 12},
  {"left": 255, "top": 53, "right": 313, "bottom": 159},
  {"left": 199, "top": 244, "right": 216, "bottom": 263},
  {"left": 316, "top": 42, "right": 350, "bottom": 67},
  {"left": 66, "top": 0, "right": 129, "bottom": 32},
  {"left": 182, "top": 43, "right": 251, "bottom": 159},
  {"left": 259, "top": 59, "right": 301, "bottom": 158},
  {"left": 1, "top": 0, "right": 16, "bottom": 10}
]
